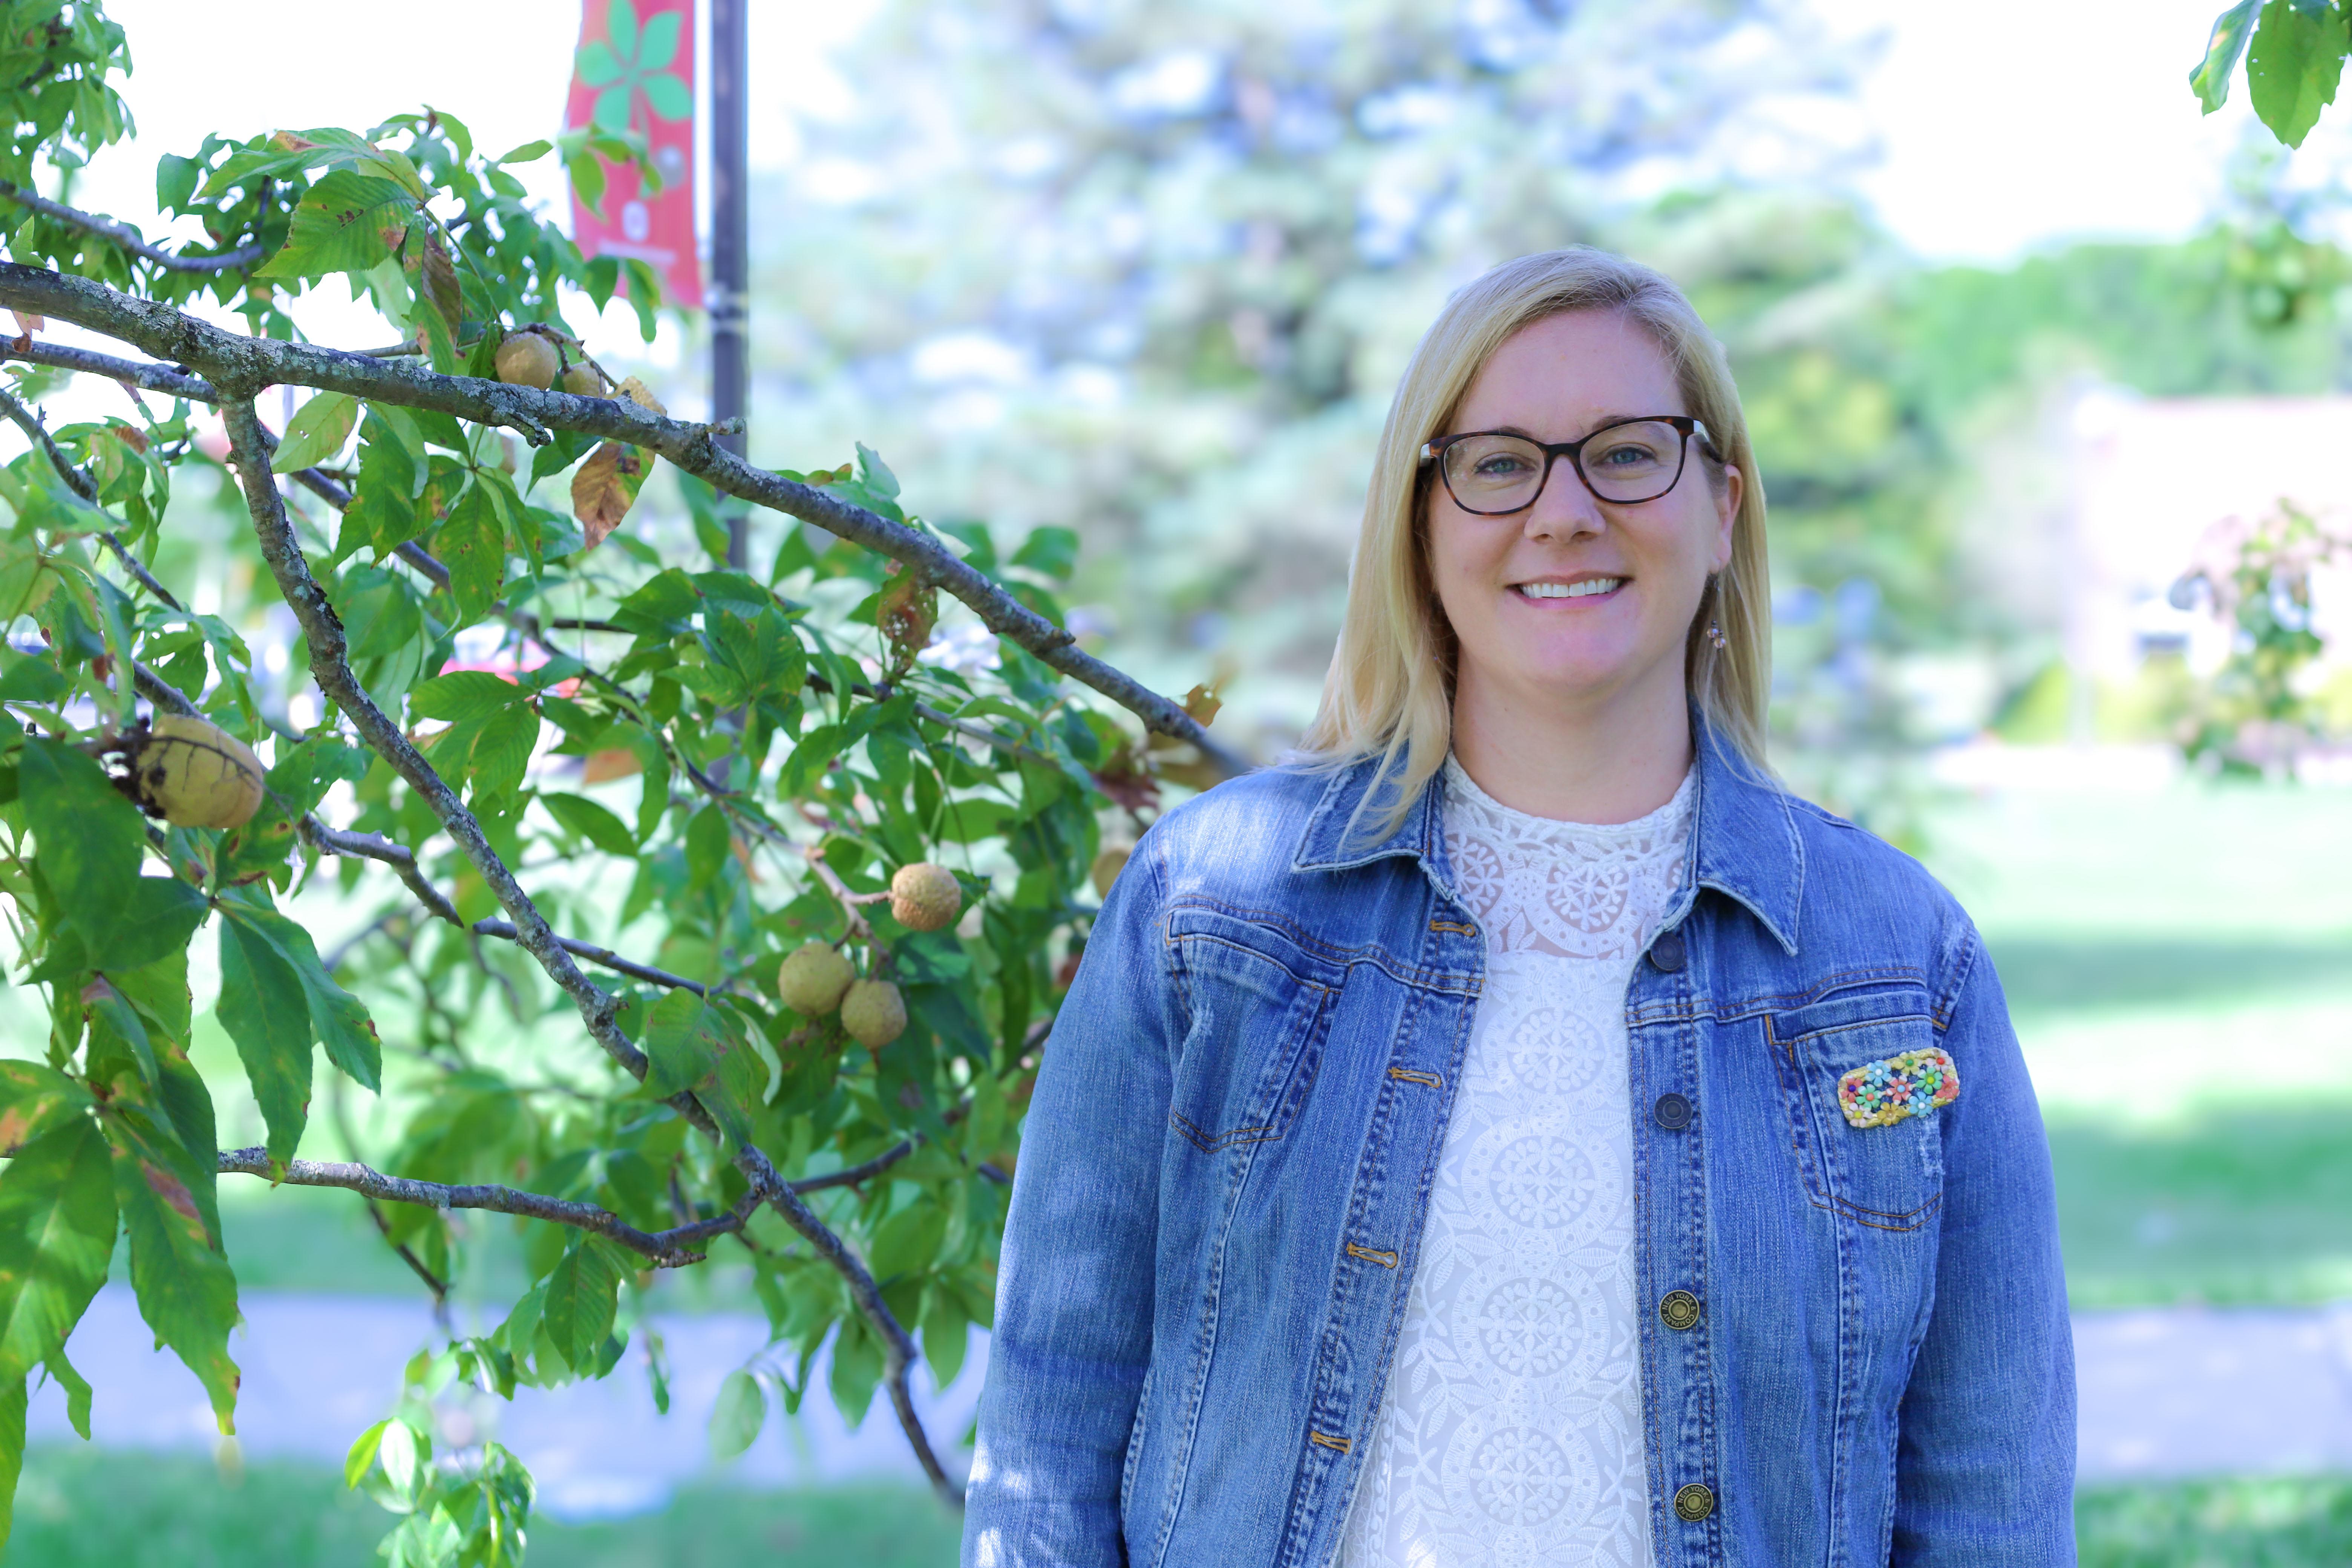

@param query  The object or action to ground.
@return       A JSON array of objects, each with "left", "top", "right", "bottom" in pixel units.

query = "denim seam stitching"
[
  {"left": 1163, "top": 894, "right": 1481, "bottom": 994},
  {"left": 1631, "top": 966, "right": 1932, "bottom": 1026}
]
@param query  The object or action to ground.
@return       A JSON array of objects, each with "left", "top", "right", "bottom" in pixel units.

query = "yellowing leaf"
[
  {"left": 571, "top": 441, "right": 648, "bottom": 549},
  {"left": 617, "top": 377, "right": 667, "bottom": 416},
  {"left": 1181, "top": 681, "right": 1223, "bottom": 728}
]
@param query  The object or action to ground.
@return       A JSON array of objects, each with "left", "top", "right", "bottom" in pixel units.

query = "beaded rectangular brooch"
[{"left": 1837, "top": 1047, "right": 1960, "bottom": 1129}]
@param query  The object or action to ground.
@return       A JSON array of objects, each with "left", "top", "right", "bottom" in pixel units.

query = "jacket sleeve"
[
  {"left": 1891, "top": 931, "right": 2076, "bottom": 1565},
  {"left": 962, "top": 837, "right": 1181, "bottom": 1567}
]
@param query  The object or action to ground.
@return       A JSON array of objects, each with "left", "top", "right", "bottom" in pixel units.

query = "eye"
[
  {"left": 1472, "top": 451, "right": 1535, "bottom": 477},
  {"left": 1591, "top": 437, "right": 1667, "bottom": 468}
]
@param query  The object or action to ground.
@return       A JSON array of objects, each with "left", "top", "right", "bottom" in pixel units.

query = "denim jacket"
[{"left": 963, "top": 723, "right": 2075, "bottom": 1567}]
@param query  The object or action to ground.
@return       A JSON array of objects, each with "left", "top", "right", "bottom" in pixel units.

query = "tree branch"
[
  {"left": 0, "top": 335, "right": 215, "bottom": 400},
  {"left": 0, "top": 260, "right": 1245, "bottom": 779},
  {"left": 215, "top": 395, "right": 961, "bottom": 1503},
  {"left": 298, "top": 818, "right": 463, "bottom": 927},
  {"left": 216, "top": 1148, "right": 721, "bottom": 1268},
  {"left": 0, "top": 381, "right": 189, "bottom": 613},
  {"left": 220, "top": 395, "right": 653, "bottom": 1076},
  {"left": 0, "top": 182, "right": 265, "bottom": 273},
  {"left": 468, "top": 919, "right": 709, "bottom": 995}
]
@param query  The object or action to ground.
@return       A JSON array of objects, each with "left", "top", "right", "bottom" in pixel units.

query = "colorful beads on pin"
[{"left": 1837, "top": 1047, "right": 1960, "bottom": 1129}]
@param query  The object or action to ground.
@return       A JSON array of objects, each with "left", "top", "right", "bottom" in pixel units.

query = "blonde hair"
[{"left": 1296, "top": 247, "right": 1771, "bottom": 838}]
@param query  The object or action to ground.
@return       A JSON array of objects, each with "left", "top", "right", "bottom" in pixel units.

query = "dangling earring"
[{"left": 1707, "top": 622, "right": 1727, "bottom": 651}]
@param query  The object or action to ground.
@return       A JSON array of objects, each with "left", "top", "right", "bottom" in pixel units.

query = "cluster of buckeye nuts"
[{"left": 777, "top": 862, "right": 962, "bottom": 1051}]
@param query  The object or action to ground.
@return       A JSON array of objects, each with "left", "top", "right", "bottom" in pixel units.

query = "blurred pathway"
[
  {"left": 30, "top": 1288, "right": 984, "bottom": 1519},
  {"left": 30, "top": 1289, "right": 2352, "bottom": 1517}
]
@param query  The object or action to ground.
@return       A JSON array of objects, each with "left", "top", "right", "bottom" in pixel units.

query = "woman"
[{"left": 963, "top": 248, "right": 2074, "bottom": 1567}]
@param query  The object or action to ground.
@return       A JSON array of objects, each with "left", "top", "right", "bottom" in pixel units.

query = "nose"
[{"left": 1523, "top": 455, "right": 1606, "bottom": 543}]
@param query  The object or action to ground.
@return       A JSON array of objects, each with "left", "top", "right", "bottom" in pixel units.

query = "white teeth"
[{"left": 1519, "top": 578, "right": 1622, "bottom": 599}]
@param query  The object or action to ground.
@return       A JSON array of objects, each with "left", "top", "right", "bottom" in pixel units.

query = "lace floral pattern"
[{"left": 1337, "top": 758, "right": 1693, "bottom": 1568}]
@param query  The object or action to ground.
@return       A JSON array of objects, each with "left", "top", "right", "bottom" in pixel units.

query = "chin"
[{"left": 1505, "top": 632, "right": 1652, "bottom": 694}]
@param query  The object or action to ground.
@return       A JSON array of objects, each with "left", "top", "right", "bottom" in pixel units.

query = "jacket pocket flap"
[{"left": 1769, "top": 984, "right": 1935, "bottom": 1046}]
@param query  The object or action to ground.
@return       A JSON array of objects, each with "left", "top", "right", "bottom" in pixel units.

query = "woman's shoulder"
[
  {"left": 1142, "top": 763, "right": 1334, "bottom": 868},
  {"left": 1773, "top": 789, "right": 1975, "bottom": 942}
]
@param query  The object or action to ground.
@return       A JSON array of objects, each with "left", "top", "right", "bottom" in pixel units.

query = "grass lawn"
[
  {"left": 5, "top": 1448, "right": 2351, "bottom": 1566},
  {"left": 1917, "top": 778, "right": 2352, "bottom": 1309},
  {"left": 1, "top": 1448, "right": 966, "bottom": 1568}
]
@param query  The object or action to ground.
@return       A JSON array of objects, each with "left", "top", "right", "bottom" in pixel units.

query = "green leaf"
[
  {"left": 642, "top": 989, "right": 715, "bottom": 1098},
  {"left": 216, "top": 918, "right": 313, "bottom": 1166},
  {"left": 410, "top": 670, "right": 528, "bottom": 723},
  {"left": 101, "top": 1096, "right": 240, "bottom": 1430},
  {"left": 539, "top": 1237, "right": 622, "bottom": 1367},
  {"left": 610, "top": 568, "right": 700, "bottom": 639},
  {"left": 541, "top": 792, "right": 637, "bottom": 858},
  {"left": 467, "top": 703, "right": 540, "bottom": 803},
  {"left": 1011, "top": 525, "right": 1080, "bottom": 581},
  {"left": 0, "top": 1375, "right": 22, "bottom": 1552},
  {"left": 2192, "top": 0, "right": 2262, "bottom": 110},
  {"left": 710, "top": 1368, "right": 766, "bottom": 1459},
  {"left": 684, "top": 804, "right": 731, "bottom": 892},
  {"left": 496, "top": 139, "right": 554, "bottom": 164},
  {"left": 0, "top": 648, "right": 66, "bottom": 705},
  {"left": 346, "top": 435, "right": 435, "bottom": 564},
  {"left": 868, "top": 1203, "right": 947, "bottom": 1282},
  {"left": 0, "top": 1063, "right": 94, "bottom": 1158},
  {"left": 104, "top": 879, "right": 210, "bottom": 977},
  {"left": 0, "top": 1118, "right": 116, "bottom": 1455},
  {"left": 828, "top": 1317, "right": 884, "bottom": 1429},
  {"left": 217, "top": 900, "right": 381, "bottom": 1093},
  {"left": 2248, "top": 0, "right": 2350, "bottom": 145},
  {"left": 45, "top": 1346, "right": 89, "bottom": 1440},
  {"left": 437, "top": 480, "right": 507, "bottom": 626},
  {"left": 81, "top": 978, "right": 158, "bottom": 1090},
  {"left": 345, "top": 1416, "right": 394, "bottom": 1488},
  {"left": 269, "top": 392, "right": 358, "bottom": 475},
  {"left": 18, "top": 737, "right": 141, "bottom": 937},
  {"left": 254, "top": 171, "right": 420, "bottom": 280},
  {"left": 154, "top": 152, "right": 200, "bottom": 211},
  {"left": 921, "top": 1284, "right": 970, "bottom": 1390}
]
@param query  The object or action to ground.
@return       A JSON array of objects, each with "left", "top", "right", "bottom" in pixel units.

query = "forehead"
[{"left": 1452, "top": 309, "right": 1683, "bottom": 433}]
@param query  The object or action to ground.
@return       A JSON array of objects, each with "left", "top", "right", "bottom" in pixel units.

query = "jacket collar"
[{"left": 1291, "top": 711, "right": 1803, "bottom": 955}]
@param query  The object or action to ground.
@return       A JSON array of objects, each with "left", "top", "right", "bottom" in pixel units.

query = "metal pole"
[{"left": 710, "top": 0, "right": 749, "bottom": 570}]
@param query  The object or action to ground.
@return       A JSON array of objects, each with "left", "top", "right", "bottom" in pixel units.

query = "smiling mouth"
[{"left": 1514, "top": 577, "right": 1625, "bottom": 601}]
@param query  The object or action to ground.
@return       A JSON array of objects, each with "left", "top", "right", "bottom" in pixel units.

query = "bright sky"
[
  {"left": 41, "top": 0, "right": 2352, "bottom": 341},
  {"left": 1813, "top": 0, "right": 2352, "bottom": 261}
]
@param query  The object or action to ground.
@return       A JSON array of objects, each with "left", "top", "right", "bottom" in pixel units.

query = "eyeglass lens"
[{"left": 1441, "top": 421, "right": 1689, "bottom": 512}]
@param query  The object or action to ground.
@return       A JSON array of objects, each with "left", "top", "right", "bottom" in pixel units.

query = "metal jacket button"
[
  {"left": 1648, "top": 930, "right": 1686, "bottom": 972},
  {"left": 1653, "top": 1092, "right": 1692, "bottom": 1130},
  {"left": 1658, "top": 1290, "right": 1701, "bottom": 1331},
  {"left": 1672, "top": 1482, "right": 1715, "bottom": 1522}
]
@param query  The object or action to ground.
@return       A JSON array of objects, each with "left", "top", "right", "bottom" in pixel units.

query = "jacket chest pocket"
[
  {"left": 1164, "top": 913, "right": 1338, "bottom": 1155},
  {"left": 1767, "top": 989, "right": 1946, "bottom": 1234}
]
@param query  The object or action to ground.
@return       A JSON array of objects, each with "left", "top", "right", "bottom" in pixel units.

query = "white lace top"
[{"left": 1337, "top": 756, "right": 1694, "bottom": 1568}]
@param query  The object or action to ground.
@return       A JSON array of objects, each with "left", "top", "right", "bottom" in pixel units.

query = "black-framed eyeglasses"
[{"left": 1419, "top": 415, "right": 1719, "bottom": 514}]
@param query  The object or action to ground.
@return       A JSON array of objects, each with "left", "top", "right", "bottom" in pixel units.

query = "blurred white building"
[{"left": 2066, "top": 389, "right": 2352, "bottom": 687}]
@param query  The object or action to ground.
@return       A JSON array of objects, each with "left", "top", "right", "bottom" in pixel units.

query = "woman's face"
[{"left": 1426, "top": 309, "right": 1740, "bottom": 721}]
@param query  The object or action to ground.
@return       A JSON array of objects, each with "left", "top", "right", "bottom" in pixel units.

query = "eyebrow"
[{"left": 1477, "top": 412, "right": 1680, "bottom": 442}]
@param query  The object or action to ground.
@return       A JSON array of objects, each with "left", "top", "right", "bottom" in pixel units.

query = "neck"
[{"left": 1447, "top": 658, "right": 1694, "bottom": 824}]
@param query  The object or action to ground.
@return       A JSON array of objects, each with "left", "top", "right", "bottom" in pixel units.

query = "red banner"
[{"left": 564, "top": 0, "right": 700, "bottom": 309}]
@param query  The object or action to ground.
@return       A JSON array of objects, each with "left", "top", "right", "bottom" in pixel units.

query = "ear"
[{"left": 1710, "top": 465, "right": 1742, "bottom": 574}]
